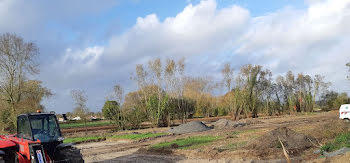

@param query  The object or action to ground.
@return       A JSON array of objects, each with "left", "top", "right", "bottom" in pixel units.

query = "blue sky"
[{"left": 0, "top": 0, "right": 349, "bottom": 113}]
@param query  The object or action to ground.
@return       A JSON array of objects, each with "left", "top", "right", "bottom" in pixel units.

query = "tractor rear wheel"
[
  {"left": 0, "top": 156, "right": 4, "bottom": 163},
  {"left": 55, "top": 147, "right": 84, "bottom": 163}
]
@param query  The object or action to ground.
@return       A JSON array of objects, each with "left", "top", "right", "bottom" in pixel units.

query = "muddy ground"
[{"left": 71, "top": 111, "right": 349, "bottom": 163}]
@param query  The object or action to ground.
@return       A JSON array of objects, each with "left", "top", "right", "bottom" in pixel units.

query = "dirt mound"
[
  {"left": 212, "top": 119, "right": 247, "bottom": 129},
  {"left": 238, "top": 118, "right": 263, "bottom": 125},
  {"left": 246, "top": 127, "right": 316, "bottom": 157},
  {"left": 168, "top": 121, "right": 211, "bottom": 134}
]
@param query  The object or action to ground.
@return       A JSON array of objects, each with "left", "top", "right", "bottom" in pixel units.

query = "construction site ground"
[{"left": 68, "top": 111, "right": 350, "bottom": 163}]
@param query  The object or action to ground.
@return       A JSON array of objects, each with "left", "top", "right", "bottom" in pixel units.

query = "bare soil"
[
  {"left": 73, "top": 111, "right": 347, "bottom": 163},
  {"left": 246, "top": 127, "right": 316, "bottom": 159}
]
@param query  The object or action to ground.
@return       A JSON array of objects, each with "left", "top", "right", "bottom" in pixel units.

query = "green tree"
[
  {"left": 122, "top": 91, "right": 147, "bottom": 129},
  {"left": 334, "top": 93, "right": 350, "bottom": 109},
  {"left": 102, "top": 100, "right": 124, "bottom": 129},
  {"left": 320, "top": 91, "right": 338, "bottom": 111}
]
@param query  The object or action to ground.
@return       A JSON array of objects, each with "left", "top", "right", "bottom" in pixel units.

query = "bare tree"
[
  {"left": 113, "top": 84, "right": 124, "bottom": 104},
  {"left": 0, "top": 33, "right": 39, "bottom": 127},
  {"left": 71, "top": 89, "right": 89, "bottom": 121},
  {"left": 176, "top": 58, "right": 188, "bottom": 122},
  {"left": 134, "top": 64, "right": 150, "bottom": 114},
  {"left": 313, "top": 75, "right": 330, "bottom": 111},
  {"left": 184, "top": 77, "right": 214, "bottom": 117},
  {"left": 221, "top": 63, "right": 234, "bottom": 92},
  {"left": 133, "top": 59, "right": 168, "bottom": 127},
  {"left": 164, "top": 58, "right": 176, "bottom": 125}
]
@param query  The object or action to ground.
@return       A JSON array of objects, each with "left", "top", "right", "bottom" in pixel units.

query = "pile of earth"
[
  {"left": 246, "top": 127, "right": 316, "bottom": 158},
  {"left": 238, "top": 118, "right": 263, "bottom": 125},
  {"left": 168, "top": 121, "right": 211, "bottom": 134},
  {"left": 212, "top": 119, "right": 247, "bottom": 129}
]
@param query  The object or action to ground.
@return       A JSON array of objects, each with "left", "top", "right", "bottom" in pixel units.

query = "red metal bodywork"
[
  {"left": 0, "top": 135, "right": 50, "bottom": 162},
  {"left": 17, "top": 152, "right": 30, "bottom": 163},
  {"left": 0, "top": 138, "right": 16, "bottom": 148}
]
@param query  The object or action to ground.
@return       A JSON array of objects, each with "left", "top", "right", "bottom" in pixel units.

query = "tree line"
[{"left": 102, "top": 58, "right": 350, "bottom": 129}]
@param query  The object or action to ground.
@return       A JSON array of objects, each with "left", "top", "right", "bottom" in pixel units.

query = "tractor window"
[
  {"left": 48, "top": 116, "right": 58, "bottom": 135},
  {"left": 29, "top": 115, "right": 61, "bottom": 143},
  {"left": 17, "top": 116, "right": 32, "bottom": 140},
  {"left": 31, "top": 117, "right": 48, "bottom": 130}
]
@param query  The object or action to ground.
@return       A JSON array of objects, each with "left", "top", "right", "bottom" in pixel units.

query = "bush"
[
  {"left": 151, "top": 136, "right": 221, "bottom": 149},
  {"left": 102, "top": 101, "right": 124, "bottom": 129},
  {"left": 0, "top": 110, "right": 15, "bottom": 133},
  {"left": 123, "top": 107, "right": 146, "bottom": 129}
]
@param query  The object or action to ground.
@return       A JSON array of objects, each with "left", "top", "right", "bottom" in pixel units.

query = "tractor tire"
[
  {"left": 0, "top": 156, "right": 4, "bottom": 163},
  {"left": 55, "top": 147, "right": 84, "bottom": 163}
]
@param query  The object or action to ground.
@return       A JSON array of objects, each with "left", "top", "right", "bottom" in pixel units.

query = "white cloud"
[
  {"left": 63, "top": 46, "right": 104, "bottom": 67},
  {"left": 48, "top": 0, "right": 350, "bottom": 112},
  {"left": 105, "top": 0, "right": 250, "bottom": 61},
  {"left": 234, "top": 0, "right": 350, "bottom": 92},
  {"left": 2, "top": 0, "right": 350, "bottom": 113}
]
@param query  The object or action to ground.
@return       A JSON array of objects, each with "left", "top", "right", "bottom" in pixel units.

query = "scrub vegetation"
[
  {"left": 59, "top": 121, "right": 111, "bottom": 129},
  {"left": 64, "top": 132, "right": 167, "bottom": 143},
  {"left": 110, "top": 132, "right": 167, "bottom": 140},
  {"left": 151, "top": 136, "right": 221, "bottom": 149},
  {"left": 321, "top": 131, "right": 350, "bottom": 152}
]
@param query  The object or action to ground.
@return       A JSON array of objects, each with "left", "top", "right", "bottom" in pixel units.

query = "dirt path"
[{"left": 76, "top": 111, "right": 339, "bottom": 163}]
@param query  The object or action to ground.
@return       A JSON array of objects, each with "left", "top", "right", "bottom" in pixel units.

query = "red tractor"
[{"left": 0, "top": 112, "right": 84, "bottom": 162}]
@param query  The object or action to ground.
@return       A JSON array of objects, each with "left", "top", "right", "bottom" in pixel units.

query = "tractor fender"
[
  {"left": 55, "top": 143, "right": 74, "bottom": 152},
  {"left": 0, "top": 139, "right": 16, "bottom": 149}
]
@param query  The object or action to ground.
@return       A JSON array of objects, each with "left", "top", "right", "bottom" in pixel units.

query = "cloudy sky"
[{"left": 1, "top": 0, "right": 349, "bottom": 113}]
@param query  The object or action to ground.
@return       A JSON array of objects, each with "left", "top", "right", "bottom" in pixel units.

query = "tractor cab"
[
  {"left": 0, "top": 112, "right": 84, "bottom": 163},
  {"left": 17, "top": 113, "right": 63, "bottom": 143}
]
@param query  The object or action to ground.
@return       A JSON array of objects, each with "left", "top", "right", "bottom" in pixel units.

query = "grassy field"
[
  {"left": 64, "top": 132, "right": 167, "bottom": 143},
  {"left": 110, "top": 132, "right": 167, "bottom": 140},
  {"left": 321, "top": 131, "right": 350, "bottom": 152},
  {"left": 151, "top": 136, "right": 221, "bottom": 149},
  {"left": 59, "top": 121, "right": 111, "bottom": 129},
  {"left": 215, "top": 141, "right": 247, "bottom": 152}
]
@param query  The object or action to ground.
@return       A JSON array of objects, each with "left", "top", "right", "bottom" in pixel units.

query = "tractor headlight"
[{"left": 58, "top": 137, "right": 65, "bottom": 141}]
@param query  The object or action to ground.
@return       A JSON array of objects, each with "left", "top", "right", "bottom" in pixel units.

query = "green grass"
[
  {"left": 64, "top": 136, "right": 105, "bottom": 143},
  {"left": 59, "top": 121, "right": 111, "bottom": 129},
  {"left": 151, "top": 136, "right": 221, "bottom": 149},
  {"left": 64, "top": 132, "right": 167, "bottom": 143},
  {"left": 110, "top": 132, "right": 167, "bottom": 140},
  {"left": 321, "top": 131, "right": 350, "bottom": 152}
]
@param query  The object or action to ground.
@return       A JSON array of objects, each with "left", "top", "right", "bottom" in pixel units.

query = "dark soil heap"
[
  {"left": 168, "top": 121, "right": 211, "bottom": 134},
  {"left": 246, "top": 127, "right": 316, "bottom": 157}
]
